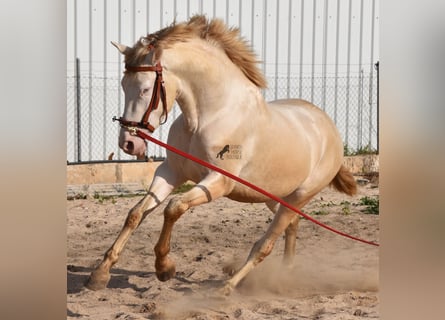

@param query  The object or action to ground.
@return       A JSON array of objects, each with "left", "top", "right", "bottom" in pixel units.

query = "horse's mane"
[{"left": 125, "top": 15, "right": 267, "bottom": 89}]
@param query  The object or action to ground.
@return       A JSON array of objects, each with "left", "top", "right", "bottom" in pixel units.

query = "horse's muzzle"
[{"left": 118, "top": 128, "right": 147, "bottom": 157}]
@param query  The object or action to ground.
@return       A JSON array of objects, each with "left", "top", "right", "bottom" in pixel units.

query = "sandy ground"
[{"left": 67, "top": 179, "right": 379, "bottom": 319}]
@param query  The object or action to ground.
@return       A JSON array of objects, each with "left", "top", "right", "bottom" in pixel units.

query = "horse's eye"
[{"left": 141, "top": 88, "right": 150, "bottom": 95}]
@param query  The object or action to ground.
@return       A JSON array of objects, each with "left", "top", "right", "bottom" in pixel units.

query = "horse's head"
[{"left": 112, "top": 41, "right": 178, "bottom": 157}]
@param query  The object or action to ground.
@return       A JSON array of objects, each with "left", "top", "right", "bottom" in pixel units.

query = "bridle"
[{"left": 112, "top": 62, "right": 168, "bottom": 134}]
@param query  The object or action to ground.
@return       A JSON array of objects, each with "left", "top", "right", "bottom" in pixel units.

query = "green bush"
[{"left": 359, "top": 196, "right": 379, "bottom": 215}]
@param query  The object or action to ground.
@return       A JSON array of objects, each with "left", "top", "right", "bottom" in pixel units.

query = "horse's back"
[
  {"left": 267, "top": 98, "right": 342, "bottom": 143},
  {"left": 268, "top": 98, "right": 333, "bottom": 120}
]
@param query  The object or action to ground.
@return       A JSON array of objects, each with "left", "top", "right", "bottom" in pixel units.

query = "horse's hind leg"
[
  {"left": 85, "top": 164, "right": 181, "bottom": 290},
  {"left": 222, "top": 194, "right": 312, "bottom": 295},
  {"left": 282, "top": 197, "right": 313, "bottom": 265},
  {"left": 283, "top": 215, "right": 300, "bottom": 265},
  {"left": 265, "top": 200, "right": 308, "bottom": 266}
]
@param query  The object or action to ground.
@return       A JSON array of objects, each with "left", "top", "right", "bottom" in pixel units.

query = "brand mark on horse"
[{"left": 216, "top": 145, "right": 242, "bottom": 160}]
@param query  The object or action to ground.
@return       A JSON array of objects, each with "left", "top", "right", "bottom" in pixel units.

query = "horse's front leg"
[
  {"left": 154, "top": 172, "right": 231, "bottom": 282},
  {"left": 85, "top": 162, "right": 182, "bottom": 290}
]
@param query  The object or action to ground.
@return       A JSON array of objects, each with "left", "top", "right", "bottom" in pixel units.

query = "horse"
[{"left": 85, "top": 15, "right": 357, "bottom": 296}]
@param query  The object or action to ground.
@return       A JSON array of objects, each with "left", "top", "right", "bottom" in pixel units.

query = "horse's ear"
[{"left": 111, "top": 41, "right": 130, "bottom": 55}]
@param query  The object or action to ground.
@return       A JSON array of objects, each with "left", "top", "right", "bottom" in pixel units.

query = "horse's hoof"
[
  {"left": 219, "top": 283, "right": 234, "bottom": 296},
  {"left": 222, "top": 259, "right": 242, "bottom": 276},
  {"left": 222, "top": 265, "right": 237, "bottom": 276},
  {"left": 84, "top": 271, "right": 110, "bottom": 291},
  {"left": 156, "top": 266, "right": 176, "bottom": 282},
  {"left": 204, "top": 289, "right": 229, "bottom": 301}
]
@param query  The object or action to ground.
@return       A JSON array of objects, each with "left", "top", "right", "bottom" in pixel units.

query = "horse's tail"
[{"left": 330, "top": 164, "right": 357, "bottom": 196}]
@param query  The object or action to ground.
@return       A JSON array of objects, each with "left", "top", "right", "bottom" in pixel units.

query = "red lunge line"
[{"left": 137, "top": 130, "right": 379, "bottom": 247}]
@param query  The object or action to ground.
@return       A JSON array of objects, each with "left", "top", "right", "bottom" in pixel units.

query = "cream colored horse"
[{"left": 86, "top": 15, "right": 356, "bottom": 295}]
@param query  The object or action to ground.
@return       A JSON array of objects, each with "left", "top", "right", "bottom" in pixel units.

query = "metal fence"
[{"left": 67, "top": 0, "right": 379, "bottom": 163}]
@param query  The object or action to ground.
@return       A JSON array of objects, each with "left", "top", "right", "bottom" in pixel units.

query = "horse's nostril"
[{"left": 124, "top": 141, "right": 134, "bottom": 152}]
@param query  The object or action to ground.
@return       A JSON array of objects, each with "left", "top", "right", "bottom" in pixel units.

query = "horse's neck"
[
  {"left": 178, "top": 76, "right": 265, "bottom": 133},
  {"left": 164, "top": 42, "right": 266, "bottom": 132}
]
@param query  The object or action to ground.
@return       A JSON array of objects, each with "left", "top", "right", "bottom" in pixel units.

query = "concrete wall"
[
  {"left": 67, "top": 161, "right": 162, "bottom": 185},
  {"left": 67, "top": 155, "right": 378, "bottom": 198},
  {"left": 343, "top": 155, "right": 379, "bottom": 175},
  {"left": 67, "top": 161, "right": 162, "bottom": 198}
]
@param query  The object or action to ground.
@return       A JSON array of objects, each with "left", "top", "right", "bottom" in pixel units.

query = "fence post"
[
  {"left": 375, "top": 61, "right": 379, "bottom": 153},
  {"left": 76, "top": 58, "right": 81, "bottom": 162}
]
